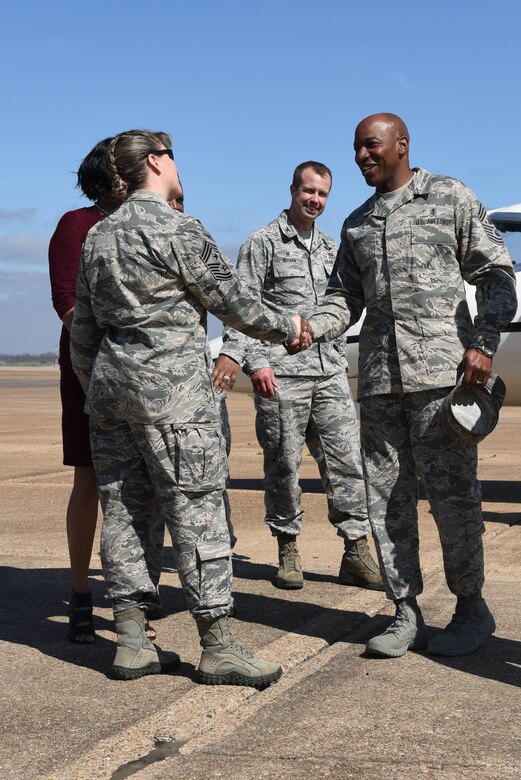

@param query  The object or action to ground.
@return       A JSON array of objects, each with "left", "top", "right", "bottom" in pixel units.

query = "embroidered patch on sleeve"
[
  {"left": 478, "top": 204, "right": 504, "bottom": 246},
  {"left": 200, "top": 240, "right": 233, "bottom": 281}
]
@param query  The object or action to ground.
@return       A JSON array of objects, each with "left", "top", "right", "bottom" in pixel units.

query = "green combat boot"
[
  {"left": 427, "top": 596, "right": 496, "bottom": 657},
  {"left": 339, "top": 536, "right": 385, "bottom": 591},
  {"left": 112, "top": 607, "right": 180, "bottom": 681},
  {"left": 366, "top": 598, "right": 428, "bottom": 658},
  {"left": 275, "top": 534, "right": 304, "bottom": 589},
  {"left": 197, "top": 616, "right": 282, "bottom": 688}
]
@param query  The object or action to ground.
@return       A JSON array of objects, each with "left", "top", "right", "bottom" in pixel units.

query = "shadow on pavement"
[
  {"left": 0, "top": 565, "right": 187, "bottom": 676},
  {"left": 3, "top": 563, "right": 520, "bottom": 689},
  {"left": 411, "top": 480, "right": 521, "bottom": 508},
  {"left": 231, "top": 557, "right": 521, "bottom": 689},
  {"left": 0, "top": 565, "right": 114, "bottom": 674},
  {"left": 1, "top": 562, "right": 384, "bottom": 673},
  {"left": 423, "top": 635, "right": 521, "bottom": 689},
  {"left": 480, "top": 481, "right": 521, "bottom": 503},
  {"left": 230, "top": 478, "right": 521, "bottom": 506},
  {"left": 482, "top": 510, "right": 521, "bottom": 526},
  {"left": 231, "top": 556, "right": 340, "bottom": 586}
]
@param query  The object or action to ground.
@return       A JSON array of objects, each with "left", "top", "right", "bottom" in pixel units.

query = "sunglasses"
[{"left": 152, "top": 148, "right": 174, "bottom": 161}]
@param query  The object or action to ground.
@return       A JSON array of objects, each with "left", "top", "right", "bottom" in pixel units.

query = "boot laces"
[
  {"left": 345, "top": 539, "right": 379, "bottom": 573},
  {"left": 281, "top": 541, "right": 299, "bottom": 570},
  {"left": 358, "top": 545, "right": 378, "bottom": 571},
  {"left": 384, "top": 605, "right": 414, "bottom": 636},
  {"left": 229, "top": 639, "right": 255, "bottom": 660}
]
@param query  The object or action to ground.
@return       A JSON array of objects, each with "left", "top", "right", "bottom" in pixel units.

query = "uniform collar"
[
  {"left": 409, "top": 167, "right": 432, "bottom": 197},
  {"left": 278, "top": 209, "right": 300, "bottom": 240},
  {"left": 368, "top": 168, "right": 432, "bottom": 218},
  {"left": 277, "top": 209, "right": 324, "bottom": 248},
  {"left": 126, "top": 189, "right": 169, "bottom": 206}
]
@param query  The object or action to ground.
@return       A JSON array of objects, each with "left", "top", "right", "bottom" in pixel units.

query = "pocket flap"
[{"left": 196, "top": 539, "right": 231, "bottom": 562}]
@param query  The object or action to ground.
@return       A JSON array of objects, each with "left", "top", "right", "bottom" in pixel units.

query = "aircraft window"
[
  {"left": 490, "top": 219, "right": 521, "bottom": 266},
  {"left": 497, "top": 231, "right": 521, "bottom": 267}
]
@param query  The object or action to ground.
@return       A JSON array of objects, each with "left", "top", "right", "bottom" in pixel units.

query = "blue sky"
[{"left": 1, "top": 0, "right": 520, "bottom": 353}]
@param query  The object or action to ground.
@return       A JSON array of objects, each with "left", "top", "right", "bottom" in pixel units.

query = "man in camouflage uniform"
[
  {"left": 219, "top": 161, "right": 382, "bottom": 591},
  {"left": 304, "top": 114, "right": 517, "bottom": 657},
  {"left": 71, "top": 173, "right": 300, "bottom": 685}
]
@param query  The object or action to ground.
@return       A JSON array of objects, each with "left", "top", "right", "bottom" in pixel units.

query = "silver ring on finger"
[{"left": 223, "top": 375, "right": 231, "bottom": 383}]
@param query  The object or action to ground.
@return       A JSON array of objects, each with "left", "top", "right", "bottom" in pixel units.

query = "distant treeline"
[{"left": 0, "top": 353, "right": 57, "bottom": 366}]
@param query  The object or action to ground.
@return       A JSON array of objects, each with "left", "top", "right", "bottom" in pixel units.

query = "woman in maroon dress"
[{"left": 49, "top": 139, "right": 114, "bottom": 643}]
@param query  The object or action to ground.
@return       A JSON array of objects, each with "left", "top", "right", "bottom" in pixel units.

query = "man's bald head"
[
  {"left": 354, "top": 113, "right": 413, "bottom": 193},
  {"left": 355, "top": 113, "right": 410, "bottom": 143}
]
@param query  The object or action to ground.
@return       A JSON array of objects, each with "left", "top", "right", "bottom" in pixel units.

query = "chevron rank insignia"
[
  {"left": 200, "top": 240, "right": 233, "bottom": 280},
  {"left": 478, "top": 204, "right": 504, "bottom": 246}
]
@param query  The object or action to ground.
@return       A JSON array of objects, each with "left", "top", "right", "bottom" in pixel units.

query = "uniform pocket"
[
  {"left": 176, "top": 426, "right": 224, "bottom": 492},
  {"left": 254, "top": 394, "right": 281, "bottom": 452},
  {"left": 410, "top": 219, "right": 459, "bottom": 289},
  {"left": 197, "top": 543, "right": 232, "bottom": 609},
  {"left": 419, "top": 317, "right": 466, "bottom": 375},
  {"left": 270, "top": 256, "right": 307, "bottom": 301},
  {"left": 411, "top": 227, "right": 456, "bottom": 246}
]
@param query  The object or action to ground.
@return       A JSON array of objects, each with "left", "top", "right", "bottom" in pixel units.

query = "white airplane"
[
  {"left": 211, "top": 203, "right": 521, "bottom": 404},
  {"left": 484, "top": 203, "right": 521, "bottom": 404}
]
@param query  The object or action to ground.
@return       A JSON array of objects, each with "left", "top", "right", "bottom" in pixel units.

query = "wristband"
[{"left": 471, "top": 344, "right": 495, "bottom": 359}]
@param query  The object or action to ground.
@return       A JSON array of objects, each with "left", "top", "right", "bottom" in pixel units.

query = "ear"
[
  {"left": 290, "top": 184, "right": 296, "bottom": 197},
  {"left": 147, "top": 153, "right": 163, "bottom": 175},
  {"left": 397, "top": 136, "right": 409, "bottom": 159}
]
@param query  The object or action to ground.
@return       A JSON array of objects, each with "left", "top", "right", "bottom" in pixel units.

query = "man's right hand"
[
  {"left": 212, "top": 354, "right": 240, "bottom": 393},
  {"left": 285, "top": 317, "right": 314, "bottom": 355},
  {"left": 250, "top": 367, "right": 278, "bottom": 399}
]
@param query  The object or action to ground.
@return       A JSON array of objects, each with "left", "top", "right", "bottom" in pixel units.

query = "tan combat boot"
[
  {"left": 112, "top": 607, "right": 180, "bottom": 681},
  {"left": 197, "top": 616, "right": 282, "bottom": 688},
  {"left": 339, "top": 536, "right": 385, "bottom": 591},
  {"left": 275, "top": 533, "right": 304, "bottom": 589}
]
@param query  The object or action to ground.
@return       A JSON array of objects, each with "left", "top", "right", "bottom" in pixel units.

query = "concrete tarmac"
[{"left": 0, "top": 367, "right": 520, "bottom": 779}]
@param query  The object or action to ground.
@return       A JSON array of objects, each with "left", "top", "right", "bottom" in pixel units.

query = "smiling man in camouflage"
[
  {"left": 302, "top": 114, "right": 517, "bottom": 658},
  {"left": 219, "top": 162, "right": 382, "bottom": 592}
]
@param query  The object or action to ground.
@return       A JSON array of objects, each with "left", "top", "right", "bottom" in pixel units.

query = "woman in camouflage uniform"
[{"left": 71, "top": 129, "right": 300, "bottom": 685}]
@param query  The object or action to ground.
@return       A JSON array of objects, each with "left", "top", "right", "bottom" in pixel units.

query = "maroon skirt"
[{"left": 59, "top": 328, "right": 92, "bottom": 467}]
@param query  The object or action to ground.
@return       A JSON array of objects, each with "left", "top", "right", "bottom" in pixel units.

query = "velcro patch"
[
  {"left": 478, "top": 204, "right": 504, "bottom": 246},
  {"left": 201, "top": 240, "right": 233, "bottom": 280}
]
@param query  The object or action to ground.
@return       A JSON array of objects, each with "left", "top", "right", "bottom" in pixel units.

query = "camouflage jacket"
[
  {"left": 220, "top": 210, "right": 347, "bottom": 376},
  {"left": 308, "top": 168, "right": 517, "bottom": 399},
  {"left": 70, "top": 190, "right": 296, "bottom": 423}
]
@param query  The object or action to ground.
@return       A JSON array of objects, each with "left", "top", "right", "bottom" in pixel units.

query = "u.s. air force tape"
[
  {"left": 200, "top": 240, "right": 233, "bottom": 281},
  {"left": 478, "top": 204, "right": 504, "bottom": 246}
]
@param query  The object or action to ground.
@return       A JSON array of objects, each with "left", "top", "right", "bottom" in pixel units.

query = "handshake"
[
  {"left": 287, "top": 315, "right": 314, "bottom": 355},
  {"left": 212, "top": 314, "right": 316, "bottom": 399}
]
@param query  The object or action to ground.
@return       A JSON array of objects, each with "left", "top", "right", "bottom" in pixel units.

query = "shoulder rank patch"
[
  {"left": 478, "top": 204, "right": 504, "bottom": 246},
  {"left": 201, "top": 240, "right": 233, "bottom": 280}
]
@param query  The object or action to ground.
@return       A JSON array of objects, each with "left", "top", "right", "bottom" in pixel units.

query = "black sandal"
[{"left": 68, "top": 590, "right": 96, "bottom": 644}]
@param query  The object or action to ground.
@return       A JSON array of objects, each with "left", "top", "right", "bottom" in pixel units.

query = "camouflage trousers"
[
  {"left": 254, "top": 372, "right": 370, "bottom": 540},
  {"left": 146, "top": 394, "right": 236, "bottom": 593},
  {"left": 217, "top": 392, "right": 236, "bottom": 547},
  {"left": 90, "top": 415, "right": 232, "bottom": 620},
  {"left": 360, "top": 389, "right": 484, "bottom": 602}
]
